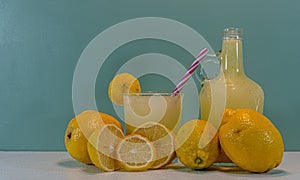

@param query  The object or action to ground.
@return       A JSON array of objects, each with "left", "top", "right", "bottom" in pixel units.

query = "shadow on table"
[
  {"left": 57, "top": 159, "right": 83, "bottom": 168},
  {"left": 82, "top": 165, "right": 105, "bottom": 174},
  {"left": 165, "top": 164, "right": 216, "bottom": 175},
  {"left": 57, "top": 160, "right": 289, "bottom": 178},
  {"left": 213, "top": 165, "right": 288, "bottom": 178},
  {"left": 169, "top": 164, "right": 289, "bottom": 178},
  {"left": 57, "top": 159, "right": 105, "bottom": 174}
]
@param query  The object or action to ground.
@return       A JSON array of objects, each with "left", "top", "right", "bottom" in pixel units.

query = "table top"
[{"left": 0, "top": 151, "right": 299, "bottom": 180}]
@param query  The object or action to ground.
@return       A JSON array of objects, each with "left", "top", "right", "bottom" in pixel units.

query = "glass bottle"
[{"left": 200, "top": 28, "right": 264, "bottom": 122}]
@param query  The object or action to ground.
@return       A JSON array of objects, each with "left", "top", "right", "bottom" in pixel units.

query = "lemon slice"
[
  {"left": 132, "top": 122, "right": 175, "bottom": 169},
  {"left": 116, "top": 134, "right": 155, "bottom": 171},
  {"left": 87, "top": 124, "right": 124, "bottom": 171},
  {"left": 108, "top": 73, "right": 141, "bottom": 105}
]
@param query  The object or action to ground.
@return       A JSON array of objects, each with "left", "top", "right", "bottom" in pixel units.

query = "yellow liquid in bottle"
[{"left": 200, "top": 29, "right": 264, "bottom": 123}]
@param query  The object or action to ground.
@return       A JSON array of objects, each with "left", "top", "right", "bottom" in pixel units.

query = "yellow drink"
[
  {"left": 200, "top": 28, "right": 264, "bottom": 126},
  {"left": 124, "top": 92, "right": 183, "bottom": 134}
]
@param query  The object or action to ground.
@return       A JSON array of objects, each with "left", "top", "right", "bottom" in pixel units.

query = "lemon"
[
  {"left": 219, "top": 109, "right": 284, "bottom": 173},
  {"left": 116, "top": 134, "right": 155, "bottom": 171},
  {"left": 108, "top": 73, "right": 141, "bottom": 105},
  {"left": 87, "top": 124, "right": 124, "bottom": 171},
  {"left": 64, "top": 110, "right": 123, "bottom": 164},
  {"left": 175, "top": 120, "right": 219, "bottom": 169},
  {"left": 98, "top": 112, "right": 123, "bottom": 132},
  {"left": 64, "top": 118, "right": 92, "bottom": 164},
  {"left": 132, "top": 122, "right": 175, "bottom": 169},
  {"left": 214, "top": 108, "right": 235, "bottom": 163},
  {"left": 220, "top": 108, "right": 237, "bottom": 126}
]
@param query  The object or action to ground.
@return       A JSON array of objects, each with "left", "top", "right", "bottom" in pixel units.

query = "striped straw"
[{"left": 172, "top": 48, "right": 209, "bottom": 94}]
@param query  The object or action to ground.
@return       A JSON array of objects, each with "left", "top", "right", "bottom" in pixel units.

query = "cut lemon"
[
  {"left": 87, "top": 124, "right": 124, "bottom": 171},
  {"left": 108, "top": 73, "right": 141, "bottom": 105},
  {"left": 132, "top": 122, "right": 175, "bottom": 169},
  {"left": 116, "top": 134, "right": 155, "bottom": 171}
]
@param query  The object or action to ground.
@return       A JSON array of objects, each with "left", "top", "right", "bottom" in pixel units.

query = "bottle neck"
[{"left": 220, "top": 38, "right": 245, "bottom": 75}]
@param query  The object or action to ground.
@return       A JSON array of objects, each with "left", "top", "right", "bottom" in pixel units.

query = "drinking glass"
[{"left": 124, "top": 92, "right": 183, "bottom": 134}]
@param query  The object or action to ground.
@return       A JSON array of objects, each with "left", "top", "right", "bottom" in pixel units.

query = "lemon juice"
[
  {"left": 200, "top": 28, "right": 264, "bottom": 123},
  {"left": 124, "top": 92, "right": 183, "bottom": 134}
]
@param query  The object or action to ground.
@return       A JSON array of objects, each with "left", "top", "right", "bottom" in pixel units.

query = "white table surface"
[{"left": 0, "top": 151, "right": 299, "bottom": 180}]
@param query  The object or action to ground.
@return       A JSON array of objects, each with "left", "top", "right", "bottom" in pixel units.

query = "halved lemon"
[
  {"left": 116, "top": 134, "right": 155, "bottom": 171},
  {"left": 108, "top": 73, "right": 141, "bottom": 105},
  {"left": 87, "top": 124, "right": 124, "bottom": 171},
  {"left": 132, "top": 122, "right": 175, "bottom": 169}
]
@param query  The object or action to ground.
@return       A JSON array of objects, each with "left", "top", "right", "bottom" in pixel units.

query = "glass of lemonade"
[{"left": 124, "top": 92, "right": 183, "bottom": 134}]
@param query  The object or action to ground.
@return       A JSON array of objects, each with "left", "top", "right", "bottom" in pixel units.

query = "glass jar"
[{"left": 200, "top": 28, "right": 264, "bottom": 123}]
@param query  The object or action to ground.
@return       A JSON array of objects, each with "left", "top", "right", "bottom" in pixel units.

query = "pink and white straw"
[{"left": 172, "top": 48, "right": 209, "bottom": 94}]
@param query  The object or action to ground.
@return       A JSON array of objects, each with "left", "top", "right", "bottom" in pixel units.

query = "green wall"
[{"left": 1, "top": 0, "right": 299, "bottom": 150}]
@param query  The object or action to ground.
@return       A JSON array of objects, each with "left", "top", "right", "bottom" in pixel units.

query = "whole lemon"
[
  {"left": 219, "top": 109, "right": 284, "bottom": 173},
  {"left": 64, "top": 110, "right": 123, "bottom": 164},
  {"left": 215, "top": 108, "right": 236, "bottom": 163},
  {"left": 175, "top": 120, "right": 219, "bottom": 169}
]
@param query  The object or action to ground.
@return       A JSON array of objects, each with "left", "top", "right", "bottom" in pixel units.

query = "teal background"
[{"left": 0, "top": 0, "right": 299, "bottom": 151}]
